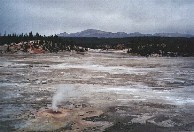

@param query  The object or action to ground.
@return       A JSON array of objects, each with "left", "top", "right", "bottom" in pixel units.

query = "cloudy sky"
[{"left": 0, "top": 0, "right": 194, "bottom": 35}]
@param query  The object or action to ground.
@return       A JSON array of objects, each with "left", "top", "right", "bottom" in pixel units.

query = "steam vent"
[
  {"left": 37, "top": 108, "right": 69, "bottom": 121},
  {"left": 21, "top": 106, "right": 111, "bottom": 131}
]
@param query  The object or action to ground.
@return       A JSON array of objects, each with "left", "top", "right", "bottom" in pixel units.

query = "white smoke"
[{"left": 51, "top": 85, "right": 73, "bottom": 111}]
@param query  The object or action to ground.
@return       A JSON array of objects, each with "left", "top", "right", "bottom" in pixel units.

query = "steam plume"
[{"left": 52, "top": 85, "right": 73, "bottom": 111}]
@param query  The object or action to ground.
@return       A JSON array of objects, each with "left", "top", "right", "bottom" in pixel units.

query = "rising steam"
[{"left": 52, "top": 85, "right": 73, "bottom": 111}]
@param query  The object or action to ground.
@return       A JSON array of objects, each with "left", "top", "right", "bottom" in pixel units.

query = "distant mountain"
[
  {"left": 57, "top": 32, "right": 69, "bottom": 37},
  {"left": 153, "top": 33, "right": 194, "bottom": 38},
  {"left": 58, "top": 29, "right": 129, "bottom": 38},
  {"left": 57, "top": 29, "right": 194, "bottom": 38},
  {"left": 128, "top": 32, "right": 152, "bottom": 37}
]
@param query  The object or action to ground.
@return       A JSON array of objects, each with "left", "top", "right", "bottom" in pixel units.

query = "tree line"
[{"left": 0, "top": 32, "right": 194, "bottom": 56}]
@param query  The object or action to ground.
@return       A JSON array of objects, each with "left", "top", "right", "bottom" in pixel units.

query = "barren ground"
[{"left": 0, "top": 50, "right": 194, "bottom": 131}]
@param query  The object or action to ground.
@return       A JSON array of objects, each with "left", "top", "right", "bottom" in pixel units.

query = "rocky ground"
[{"left": 0, "top": 50, "right": 194, "bottom": 131}]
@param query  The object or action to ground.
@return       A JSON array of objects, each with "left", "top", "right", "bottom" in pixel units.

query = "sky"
[{"left": 0, "top": 0, "right": 194, "bottom": 35}]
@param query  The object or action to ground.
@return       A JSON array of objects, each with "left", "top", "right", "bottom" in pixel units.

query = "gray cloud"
[{"left": 0, "top": 0, "right": 194, "bottom": 35}]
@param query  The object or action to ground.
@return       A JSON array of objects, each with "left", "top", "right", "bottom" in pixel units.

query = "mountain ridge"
[{"left": 57, "top": 29, "right": 194, "bottom": 38}]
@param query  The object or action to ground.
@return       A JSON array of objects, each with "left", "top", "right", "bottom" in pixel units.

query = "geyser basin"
[
  {"left": 47, "top": 109, "right": 62, "bottom": 114},
  {"left": 22, "top": 106, "right": 110, "bottom": 131},
  {"left": 37, "top": 108, "right": 70, "bottom": 121}
]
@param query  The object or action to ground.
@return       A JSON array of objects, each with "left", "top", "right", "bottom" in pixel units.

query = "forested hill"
[
  {"left": 66, "top": 37, "right": 194, "bottom": 56},
  {"left": 0, "top": 33, "right": 194, "bottom": 56}
]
